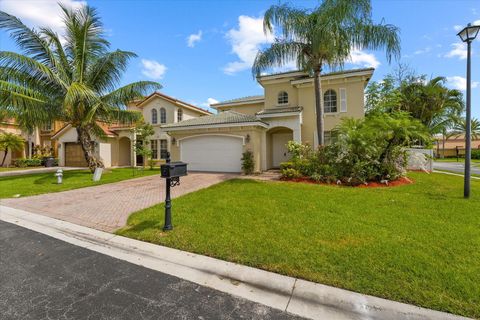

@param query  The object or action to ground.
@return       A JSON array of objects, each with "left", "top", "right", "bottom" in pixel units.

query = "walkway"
[
  {"left": 0, "top": 166, "right": 85, "bottom": 177},
  {"left": 0, "top": 172, "right": 236, "bottom": 232}
]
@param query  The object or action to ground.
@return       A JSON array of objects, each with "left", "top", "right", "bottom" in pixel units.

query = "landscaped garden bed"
[
  {"left": 117, "top": 172, "right": 480, "bottom": 318},
  {"left": 0, "top": 168, "right": 159, "bottom": 198}
]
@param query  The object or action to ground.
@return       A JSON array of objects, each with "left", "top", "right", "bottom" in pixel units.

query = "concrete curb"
[
  {"left": 0, "top": 205, "right": 470, "bottom": 320},
  {"left": 0, "top": 166, "right": 86, "bottom": 177}
]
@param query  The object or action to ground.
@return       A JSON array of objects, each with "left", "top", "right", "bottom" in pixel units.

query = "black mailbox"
[{"left": 161, "top": 161, "right": 188, "bottom": 178}]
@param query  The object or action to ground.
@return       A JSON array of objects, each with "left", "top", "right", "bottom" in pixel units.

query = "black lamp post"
[{"left": 457, "top": 23, "right": 480, "bottom": 198}]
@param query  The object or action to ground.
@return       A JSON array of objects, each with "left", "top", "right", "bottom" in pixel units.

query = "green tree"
[
  {"left": 132, "top": 122, "right": 155, "bottom": 169},
  {"left": 0, "top": 5, "right": 161, "bottom": 172},
  {"left": 0, "top": 132, "right": 24, "bottom": 166},
  {"left": 451, "top": 118, "right": 480, "bottom": 140},
  {"left": 252, "top": 0, "right": 400, "bottom": 145}
]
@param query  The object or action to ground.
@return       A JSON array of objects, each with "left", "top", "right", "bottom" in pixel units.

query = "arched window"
[
  {"left": 151, "top": 109, "right": 158, "bottom": 124},
  {"left": 160, "top": 107, "right": 167, "bottom": 124},
  {"left": 177, "top": 109, "right": 183, "bottom": 122},
  {"left": 324, "top": 90, "right": 337, "bottom": 113},
  {"left": 278, "top": 91, "right": 288, "bottom": 105}
]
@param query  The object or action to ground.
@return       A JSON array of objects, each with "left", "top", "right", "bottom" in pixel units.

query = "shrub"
[
  {"left": 241, "top": 150, "right": 255, "bottom": 175},
  {"left": 472, "top": 149, "right": 480, "bottom": 160},
  {"left": 13, "top": 158, "right": 42, "bottom": 167},
  {"left": 281, "top": 112, "right": 429, "bottom": 185},
  {"left": 280, "top": 161, "right": 295, "bottom": 170},
  {"left": 281, "top": 168, "right": 301, "bottom": 179}
]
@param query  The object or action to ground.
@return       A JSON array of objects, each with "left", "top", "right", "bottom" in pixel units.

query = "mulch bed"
[{"left": 281, "top": 176, "right": 414, "bottom": 188}]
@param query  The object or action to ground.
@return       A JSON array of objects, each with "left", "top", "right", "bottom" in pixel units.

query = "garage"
[
  {"left": 180, "top": 135, "right": 243, "bottom": 172},
  {"left": 65, "top": 142, "right": 88, "bottom": 167}
]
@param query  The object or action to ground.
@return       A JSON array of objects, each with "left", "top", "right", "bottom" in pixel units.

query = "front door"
[{"left": 272, "top": 132, "right": 292, "bottom": 168}]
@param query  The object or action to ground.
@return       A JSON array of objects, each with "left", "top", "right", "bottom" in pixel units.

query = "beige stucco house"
[
  {"left": 164, "top": 68, "right": 374, "bottom": 173},
  {"left": 53, "top": 92, "right": 210, "bottom": 167}
]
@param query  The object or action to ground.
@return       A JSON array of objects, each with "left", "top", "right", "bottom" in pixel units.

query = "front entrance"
[
  {"left": 65, "top": 142, "right": 88, "bottom": 167},
  {"left": 268, "top": 127, "right": 294, "bottom": 168}
]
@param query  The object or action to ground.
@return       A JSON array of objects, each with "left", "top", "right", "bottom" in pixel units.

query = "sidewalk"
[
  {"left": 0, "top": 166, "right": 85, "bottom": 177},
  {"left": 0, "top": 205, "right": 470, "bottom": 320}
]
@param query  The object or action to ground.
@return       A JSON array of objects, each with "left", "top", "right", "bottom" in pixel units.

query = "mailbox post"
[{"left": 160, "top": 152, "right": 187, "bottom": 231}]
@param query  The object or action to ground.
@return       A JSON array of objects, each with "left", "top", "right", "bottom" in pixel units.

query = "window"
[
  {"left": 42, "top": 122, "right": 52, "bottom": 131},
  {"left": 151, "top": 109, "right": 158, "bottom": 124},
  {"left": 278, "top": 91, "right": 288, "bottom": 105},
  {"left": 160, "top": 108, "right": 167, "bottom": 124},
  {"left": 160, "top": 139, "right": 168, "bottom": 159},
  {"left": 177, "top": 109, "right": 183, "bottom": 122},
  {"left": 150, "top": 140, "right": 158, "bottom": 159},
  {"left": 324, "top": 90, "right": 337, "bottom": 113}
]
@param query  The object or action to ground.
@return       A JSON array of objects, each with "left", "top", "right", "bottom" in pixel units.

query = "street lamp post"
[{"left": 457, "top": 23, "right": 480, "bottom": 198}]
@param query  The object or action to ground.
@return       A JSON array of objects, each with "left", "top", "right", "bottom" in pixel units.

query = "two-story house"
[
  {"left": 52, "top": 92, "right": 210, "bottom": 167},
  {"left": 164, "top": 68, "right": 374, "bottom": 173}
]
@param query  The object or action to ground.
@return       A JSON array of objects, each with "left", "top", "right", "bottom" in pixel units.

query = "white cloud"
[
  {"left": 414, "top": 47, "right": 431, "bottom": 55},
  {"left": 453, "top": 25, "right": 463, "bottom": 31},
  {"left": 445, "top": 42, "right": 468, "bottom": 59},
  {"left": 223, "top": 15, "right": 274, "bottom": 75},
  {"left": 141, "top": 59, "right": 167, "bottom": 79},
  {"left": 474, "top": 19, "right": 480, "bottom": 25},
  {"left": 446, "top": 76, "right": 479, "bottom": 91},
  {"left": 187, "top": 30, "right": 202, "bottom": 47},
  {"left": 348, "top": 49, "right": 380, "bottom": 68},
  {"left": 200, "top": 98, "right": 219, "bottom": 108},
  {"left": 0, "top": 0, "right": 86, "bottom": 34}
]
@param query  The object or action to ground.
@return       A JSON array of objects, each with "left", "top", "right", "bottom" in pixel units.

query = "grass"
[
  {"left": 0, "top": 167, "right": 159, "bottom": 198},
  {"left": 117, "top": 172, "right": 480, "bottom": 318},
  {"left": 435, "top": 157, "right": 480, "bottom": 164}
]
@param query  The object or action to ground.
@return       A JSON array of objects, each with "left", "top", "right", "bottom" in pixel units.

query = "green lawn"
[
  {"left": 117, "top": 172, "right": 480, "bottom": 318},
  {"left": 0, "top": 167, "right": 159, "bottom": 198}
]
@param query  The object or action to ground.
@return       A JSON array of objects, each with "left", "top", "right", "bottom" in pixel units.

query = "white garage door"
[{"left": 180, "top": 135, "right": 243, "bottom": 172}]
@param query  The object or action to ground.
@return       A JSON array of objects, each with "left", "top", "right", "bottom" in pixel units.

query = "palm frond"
[
  {"left": 252, "top": 41, "right": 306, "bottom": 76},
  {"left": 101, "top": 81, "right": 162, "bottom": 107}
]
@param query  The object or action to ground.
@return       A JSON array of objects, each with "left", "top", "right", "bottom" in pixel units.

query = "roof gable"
[{"left": 135, "top": 92, "right": 211, "bottom": 115}]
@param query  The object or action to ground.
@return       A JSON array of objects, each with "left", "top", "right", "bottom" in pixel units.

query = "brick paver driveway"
[{"left": 1, "top": 172, "right": 236, "bottom": 232}]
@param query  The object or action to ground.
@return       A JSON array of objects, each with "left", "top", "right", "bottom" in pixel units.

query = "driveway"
[
  {"left": 0, "top": 220, "right": 302, "bottom": 320},
  {"left": 0, "top": 172, "right": 236, "bottom": 232},
  {"left": 433, "top": 161, "right": 480, "bottom": 175}
]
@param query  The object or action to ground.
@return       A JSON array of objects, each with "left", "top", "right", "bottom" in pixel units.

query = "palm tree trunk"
[
  {"left": 442, "top": 133, "right": 446, "bottom": 159},
  {"left": 314, "top": 66, "right": 324, "bottom": 146},
  {"left": 76, "top": 126, "right": 104, "bottom": 172},
  {"left": 1, "top": 148, "right": 8, "bottom": 166}
]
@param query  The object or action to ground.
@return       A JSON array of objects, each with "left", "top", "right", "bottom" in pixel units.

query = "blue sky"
[{"left": 1, "top": 0, "right": 480, "bottom": 118}]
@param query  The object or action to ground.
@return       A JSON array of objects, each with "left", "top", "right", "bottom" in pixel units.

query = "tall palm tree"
[
  {"left": 252, "top": 0, "right": 400, "bottom": 145},
  {"left": 0, "top": 132, "right": 24, "bottom": 166},
  {"left": 0, "top": 5, "right": 161, "bottom": 171}
]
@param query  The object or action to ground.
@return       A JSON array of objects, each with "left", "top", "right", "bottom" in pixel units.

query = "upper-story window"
[
  {"left": 160, "top": 107, "right": 167, "bottom": 124},
  {"left": 151, "top": 109, "right": 158, "bottom": 124},
  {"left": 177, "top": 109, "right": 183, "bottom": 122},
  {"left": 278, "top": 91, "right": 288, "bottom": 105},
  {"left": 42, "top": 121, "right": 52, "bottom": 131},
  {"left": 324, "top": 90, "right": 337, "bottom": 113}
]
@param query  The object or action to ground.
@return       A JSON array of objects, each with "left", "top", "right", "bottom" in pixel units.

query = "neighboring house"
[
  {"left": 434, "top": 134, "right": 480, "bottom": 158},
  {"left": 164, "top": 68, "right": 374, "bottom": 173},
  {"left": 53, "top": 92, "right": 210, "bottom": 167}
]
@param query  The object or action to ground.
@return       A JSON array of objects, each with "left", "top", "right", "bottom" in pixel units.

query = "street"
[
  {"left": 433, "top": 161, "right": 480, "bottom": 175},
  {"left": 0, "top": 220, "right": 303, "bottom": 320}
]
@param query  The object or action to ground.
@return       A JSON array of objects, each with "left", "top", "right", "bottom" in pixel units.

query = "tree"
[
  {"left": 0, "top": 5, "right": 161, "bottom": 172},
  {"left": 451, "top": 118, "right": 480, "bottom": 141},
  {"left": 252, "top": 0, "right": 400, "bottom": 145},
  {"left": 0, "top": 132, "right": 24, "bottom": 166},
  {"left": 132, "top": 122, "right": 154, "bottom": 169}
]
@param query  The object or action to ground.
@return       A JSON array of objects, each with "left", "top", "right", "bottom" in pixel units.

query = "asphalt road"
[
  {"left": 0, "top": 221, "right": 303, "bottom": 320},
  {"left": 433, "top": 161, "right": 480, "bottom": 175}
]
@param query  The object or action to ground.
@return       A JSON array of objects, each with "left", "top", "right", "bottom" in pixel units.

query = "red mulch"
[{"left": 281, "top": 176, "right": 413, "bottom": 188}]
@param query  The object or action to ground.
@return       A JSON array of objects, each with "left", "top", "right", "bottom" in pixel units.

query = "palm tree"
[
  {"left": 252, "top": 0, "right": 400, "bottom": 145},
  {"left": 0, "top": 5, "right": 161, "bottom": 171},
  {"left": 0, "top": 132, "right": 24, "bottom": 166},
  {"left": 397, "top": 77, "right": 464, "bottom": 132},
  {"left": 451, "top": 118, "right": 480, "bottom": 140}
]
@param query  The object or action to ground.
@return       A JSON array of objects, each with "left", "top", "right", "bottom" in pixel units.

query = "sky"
[{"left": 1, "top": 0, "right": 480, "bottom": 118}]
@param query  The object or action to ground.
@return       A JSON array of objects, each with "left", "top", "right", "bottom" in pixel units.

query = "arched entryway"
[
  {"left": 118, "top": 137, "right": 131, "bottom": 166},
  {"left": 267, "top": 127, "right": 293, "bottom": 169}
]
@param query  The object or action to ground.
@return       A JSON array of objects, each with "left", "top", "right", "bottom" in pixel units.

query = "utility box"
[{"left": 160, "top": 162, "right": 187, "bottom": 178}]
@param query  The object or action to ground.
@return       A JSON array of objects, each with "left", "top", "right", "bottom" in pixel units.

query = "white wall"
[
  {"left": 98, "top": 142, "right": 112, "bottom": 168},
  {"left": 407, "top": 148, "right": 433, "bottom": 172}
]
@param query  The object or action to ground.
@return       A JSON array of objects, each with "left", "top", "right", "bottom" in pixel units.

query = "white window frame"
[
  {"left": 160, "top": 139, "right": 168, "bottom": 159},
  {"left": 160, "top": 107, "right": 167, "bottom": 124},
  {"left": 339, "top": 88, "right": 347, "bottom": 113},
  {"left": 177, "top": 108, "right": 183, "bottom": 122},
  {"left": 150, "top": 140, "right": 158, "bottom": 159},
  {"left": 277, "top": 91, "right": 289, "bottom": 105},
  {"left": 151, "top": 109, "right": 158, "bottom": 124},
  {"left": 324, "top": 90, "right": 337, "bottom": 113}
]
